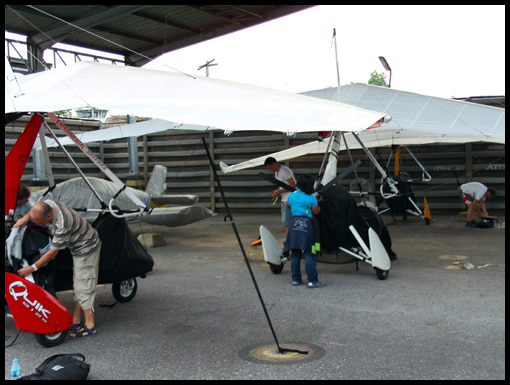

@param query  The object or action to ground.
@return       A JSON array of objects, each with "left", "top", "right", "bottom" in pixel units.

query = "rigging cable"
[{"left": 21, "top": 5, "right": 196, "bottom": 79}]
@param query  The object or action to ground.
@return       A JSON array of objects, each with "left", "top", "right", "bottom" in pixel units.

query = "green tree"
[
  {"left": 54, "top": 109, "right": 73, "bottom": 118},
  {"left": 368, "top": 70, "right": 388, "bottom": 87}
]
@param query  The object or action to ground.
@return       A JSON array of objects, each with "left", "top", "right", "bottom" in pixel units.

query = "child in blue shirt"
[{"left": 284, "top": 174, "right": 325, "bottom": 288}]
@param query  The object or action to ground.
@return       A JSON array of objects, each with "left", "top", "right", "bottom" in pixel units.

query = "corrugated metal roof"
[
  {"left": 5, "top": 5, "right": 314, "bottom": 67},
  {"left": 452, "top": 96, "right": 505, "bottom": 109}
]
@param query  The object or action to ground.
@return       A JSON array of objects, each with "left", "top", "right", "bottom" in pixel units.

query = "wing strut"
[
  {"left": 352, "top": 133, "right": 424, "bottom": 217},
  {"left": 350, "top": 132, "right": 401, "bottom": 198},
  {"left": 43, "top": 120, "right": 106, "bottom": 209},
  {"left": 47, "top": 113, "right": 149, "bottom": 218},
  {"left": 403, "top": 145, "right": 432, "bottom": 182}
]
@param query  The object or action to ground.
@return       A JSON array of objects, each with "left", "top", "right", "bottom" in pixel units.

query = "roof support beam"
[
  {"left": 132, "top": 11, "right": 200, "bottom": 35},
  {"left": 92, "top": 25, "right": 161, "bottom": 46},
  {"left": 186, "top": 5, "right": 242, "bottom": 25},
  {"left": 229, "top": 6, "right": 266, "bottom": 19},
  {"left": 29, "top": 5, "right": 149, "bottom": 49}
]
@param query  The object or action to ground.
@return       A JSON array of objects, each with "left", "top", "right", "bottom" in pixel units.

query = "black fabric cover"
[
  {"left": 19, "top": 213, "right": 154, "bottom": 293},
  {"left": 318, "top": 185, "right": 370, "bottom": 251},
  {"left": 21, "top": 224, "right": 59, "bottom": 297},
  {"left": 92, "top": 212, "right": 154, "bottom": 284},
  {"left": 317, "top": 185, "right": 396, "bottom": 260}
]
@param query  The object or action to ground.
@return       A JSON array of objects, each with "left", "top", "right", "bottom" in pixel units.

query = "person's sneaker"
[
  {"left": 465, "top": 220, "right": 478, "bottom": 228},
  {"left": 292, "top": 280, "right": 303, "bottom": 286},
  {"left": 307, "top": 281, "right": 325, "bottom": 289}
]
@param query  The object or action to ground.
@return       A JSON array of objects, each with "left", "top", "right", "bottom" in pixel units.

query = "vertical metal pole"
[
  {"left": 333, "top": 28, "right": 341, "bottom": 103},
  {"left": 315, "top": 29, "right": 343, "bottom": 189},
  {"left": 99, "top": 120, "right": 105, "bottom": 179},
  {"left": 316, "top": 29, "right": 343, "bottom": 188},
  {"left": 466, "top": 143, "right": 473, "bottom": 182},
  {"left": 284, "top": 135, "right": 290, "bottom": 168},
  {"left": 143, "top": 135, "right": 148, "bottom": 185},
  {"left": 127, "top": 115, "right": 139, "bottom": 174},
  {"left": 208, "top": 132, "right": 216, "bottom": 211}
]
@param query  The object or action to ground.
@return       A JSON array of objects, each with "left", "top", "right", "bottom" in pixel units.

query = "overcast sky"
[
  {"left": 6, "top": 5, "right": 505, "bottom": 100},
  {"left": 143, "top": 5, "right": 505, "bottom": 99}
]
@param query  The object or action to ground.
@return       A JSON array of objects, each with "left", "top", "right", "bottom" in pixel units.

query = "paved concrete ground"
[{"left": 5, "top": 213, "right": 505, "bottom": 380}]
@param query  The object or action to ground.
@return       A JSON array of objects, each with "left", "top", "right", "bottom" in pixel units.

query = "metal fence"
[{"left": 6, "top": 116, "right": 505, "bottom": 214}]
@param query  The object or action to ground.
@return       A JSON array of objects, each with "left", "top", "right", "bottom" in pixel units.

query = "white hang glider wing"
[
  {"left": 5, "top": 61, "right": 389, "bottom": 136},
  {"left": 305, "top": 83, "right": 505, "bottom": 145},
  {"left": 34, "top": 118, "right": 209, "bottom": 149},
  {"left": 220, "top": 83, "right": 505, "bottom": 173}
]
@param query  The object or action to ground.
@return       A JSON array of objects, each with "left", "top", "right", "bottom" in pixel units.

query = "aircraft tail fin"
[{"left": 145, "top": 165, "right": 167, "bottom": 195}]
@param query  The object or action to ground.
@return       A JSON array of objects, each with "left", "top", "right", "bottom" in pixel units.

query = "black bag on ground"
[
  {"left": 478, "top": 217, "right": 495, "bottom": 228},
  {"left": 17, "top": 353, "right": 90, "bottom": 380}
]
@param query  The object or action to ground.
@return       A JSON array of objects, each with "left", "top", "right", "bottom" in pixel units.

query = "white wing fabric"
[
  {"left": 304, "top": 83, "right": 505, "bottom": 145},
  {"left": 6, "top": 61, "right": 388, "bottom": 135},
  {"left": 220, "top": 84, "right": 505, "bottom": 173}
]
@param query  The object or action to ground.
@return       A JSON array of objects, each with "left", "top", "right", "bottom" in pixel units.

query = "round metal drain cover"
[{"left": 239, "top": 342, "right": 325, "bottom": 364}]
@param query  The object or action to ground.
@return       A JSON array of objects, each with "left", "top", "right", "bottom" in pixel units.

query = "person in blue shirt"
[{"left": 283, "top": 174, "right": 325, "bottom": 288}]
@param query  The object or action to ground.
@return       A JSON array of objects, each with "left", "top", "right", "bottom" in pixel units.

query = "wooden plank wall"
[{"left": 6, "top": 116, "right": 505, "bottom": 215}]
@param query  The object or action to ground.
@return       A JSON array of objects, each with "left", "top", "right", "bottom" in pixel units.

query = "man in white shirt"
[
  {"left": 264, "top": 157, "right": 297, "bottom": 235},
  {"left": 458, "top": 182, "right": 496, "bottom": 227}
]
